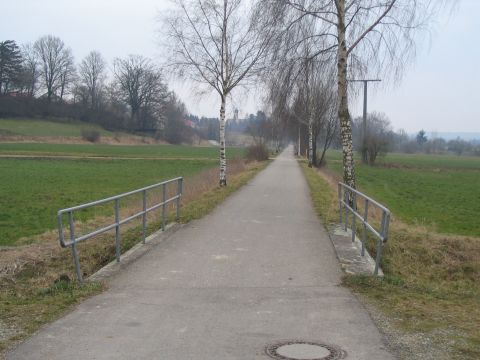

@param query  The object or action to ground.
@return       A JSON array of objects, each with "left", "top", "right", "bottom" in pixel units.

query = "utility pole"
[{"left": 349, "top": 79, "right": 381, "bottom": 164}]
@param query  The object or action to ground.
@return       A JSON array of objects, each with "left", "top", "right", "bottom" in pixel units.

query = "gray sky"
[{"left": 2, "top": 0, "right": 479, "bottom": 133}]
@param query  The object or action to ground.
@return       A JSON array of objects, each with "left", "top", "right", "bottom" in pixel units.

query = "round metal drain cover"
[{"left": 266, "top": 341, "right": 346, "bottom": 360}]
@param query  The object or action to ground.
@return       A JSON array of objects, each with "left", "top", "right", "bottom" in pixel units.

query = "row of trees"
[
  {"left": 0, "top": 37, "right": 190, "bottom": 141},
  {"left": 163, "top": 0, "right": 448, "bottom": 187}
]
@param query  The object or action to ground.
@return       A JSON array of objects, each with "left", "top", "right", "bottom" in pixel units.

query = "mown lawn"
[
  {"left": 0, "top": 157, "right": 217, "bottom": 246},
  {"left": 327, "top": 151, "right": 480, "bottom": 237},
  {"left": 0, "top": 143, "right": 245, "bottom": 159}
]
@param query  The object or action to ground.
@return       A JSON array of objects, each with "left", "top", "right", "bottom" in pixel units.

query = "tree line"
[
  {"left": 1, "top": 0, "right": 455, "bottom": 187},
  {"left": 0, "top": 36, "right": 191, "bottom": 143},
  {"left": 163, "top": 0, "right": 451, "bottom": 187},
  {"left": 352, "top": 116, "right": 480, "bottom": 161}
]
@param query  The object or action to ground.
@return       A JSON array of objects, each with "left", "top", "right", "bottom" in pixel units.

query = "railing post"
[
  {"left": 142, "top": 190, "right": 147, "bottom": 244},
  {"left": 374, "top": 213, "right": 386, "bottom": 275},
  {"left": 58, "top": 212, "right": 65, "bottom": 247},
  {"left": 162, "top": 183, "right": 166, "bottom": 231},
  {"left": 351, "top": 193, "right": 357, "bottom": 242},
  {"left": 383, "top": 212, "right": 390, "bottom": 243},
  {"left": 115, "top": 199, "right": 121, "bottom": 262},
  {"left": 344, "top": 189, "right": 348, "bottom": 231},
  {"left": 338, "top": 184, "right": 342, "bottom": 225},
  {"left": 176, "top": 178, "right": 183, "bottom": 221},
  {"left": 362, "top": 199, "right": 369, "bottom": 256},
  {"left": 68, "top": 211, "right": 83, "bottom": 282}
]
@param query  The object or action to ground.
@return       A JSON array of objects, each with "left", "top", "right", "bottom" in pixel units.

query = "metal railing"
[
  {"left": 58, "top": 177, "right": 183, "bottom": 282},
  {"left": 338, "top": 182, "right": 391, "bottom": 275}
]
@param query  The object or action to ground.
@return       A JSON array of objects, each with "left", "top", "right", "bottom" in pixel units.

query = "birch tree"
[
  {"left": 263, "top": 19, "right": 336, "bottom": 167},
  {"left": 163, "top": 0, "right": 276, "bottom": 186},
  {"left": 260, "top": 0, "right": 447, "bottom": 188}
]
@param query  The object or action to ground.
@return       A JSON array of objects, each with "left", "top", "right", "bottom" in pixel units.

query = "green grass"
[
  {"left": 301, "top": 161, "right": 480, "bottom": 359},
  {"left": 0, "top": 158, "right": 268, "bottom": 356},
  {"left": 0, "top": 118, "right": 116, "bottom": 137},
  {"left": 326, "top": 149, "right": 480, "bottom": 170},
  {"left": 299, "top": 161, "right": 336, "bottom": 224},
  {"left": 0, "top": 158, "right": 218, "bottom": 246},
  {"left": 0, "top": 143, "right": 246, "bottom": 159},
  {"left": 326, "top": 151, "right": 480, "bottom": 237},
  {"left": 0, "top": 281, "right": 103, "bottom": 349}
]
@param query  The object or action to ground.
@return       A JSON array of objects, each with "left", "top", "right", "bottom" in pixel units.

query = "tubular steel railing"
[
  {"left": 338, "top": 182, "right": 391, "bottom": 275},
  {"left": 58, "top": 177, "right": 183, "bottom": 282}
]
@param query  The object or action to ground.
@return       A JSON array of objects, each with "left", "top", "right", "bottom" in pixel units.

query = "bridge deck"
[{"left": 9, "top": 146, "right": 395, "bottom": 359}]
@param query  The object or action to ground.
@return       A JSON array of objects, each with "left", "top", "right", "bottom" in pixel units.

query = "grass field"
[
  {"left": 0, "top": 142, "right": 245, "bottom": 159},
  {"left": 0, "top": 144, "right": 245, "bottom": 247},
  {"left": 327, "top": 150, "right": 480, "bottom": 170},
  {"left": 326, "top": 151, "right": 480, "bottom": 237},
  {"left": 302, "top": 152, "right": 480, "bottom": 359},
  {"left": 0, "top": 158, "right": 218, "bottom": 246},
  {"left": 0, "top": 153, "right": 268, "bottom": 356},
  {"left": 0, "top": 118, "right": 116, "bottom": 137}
]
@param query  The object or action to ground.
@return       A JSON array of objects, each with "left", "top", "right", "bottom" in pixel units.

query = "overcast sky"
[{"left": 2, "top": 0, "right": 479, "bottom": 133}]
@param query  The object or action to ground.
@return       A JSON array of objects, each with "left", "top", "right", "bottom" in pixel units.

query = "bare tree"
[
  {"left": 58, "top": 48, "right": 75, "bottom": 101},
  {"left": 260, "top": 0, "right": 448, "bottom": 189},
  {"left": 163, "top": 0, "right": 276, "bottom": 186},
  {"left": 113, "top": 55, "right": 168, "bottom": 131},
  {"left": 354, "top": 112, "right": 392, "bottom": 164},
  {"left": 34, "top": 35, "right": 73, "bottom": 102},
  {"left": 21, "top": 43, "right": 39, "bottom": 97},
  {"left": 264, "top": 29, "right": 337, "bottom": 167},
  {"left": 79, "top": 51, "right": 107, "bottom": 110}
]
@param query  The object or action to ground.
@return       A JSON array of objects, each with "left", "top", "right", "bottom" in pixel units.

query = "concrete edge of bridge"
[
  {"left": 88, "top": 222, "right": 183, "bottom": 283},
  {"left": 327, "top": 225, "right": 384, "bottom": 277}
]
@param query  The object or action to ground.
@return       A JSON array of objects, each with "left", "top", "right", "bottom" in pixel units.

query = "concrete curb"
[
  {"left": 88, "top": 223, "right": 183, "bottom": 282},
  {"left": 327, "top": 225, "right": 384, "bottom": 277}
]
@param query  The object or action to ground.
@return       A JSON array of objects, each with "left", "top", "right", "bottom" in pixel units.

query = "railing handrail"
[
  {"left": 338, "top": 182, "right": 390, "bottom": 214},
  {"left": 58, "top": 177, "right": 183, "bottom": 282},
  {"left": 338, "top": 182, "right": 391, "bottom": 275},
  {"left": 58, "top": 177, "right": 183, "bottom": 214}
]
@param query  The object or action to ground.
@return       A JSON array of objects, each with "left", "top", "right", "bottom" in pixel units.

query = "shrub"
[
  {"left": 81, "top": 129, "right": 100, "bottom": 142},
  {"left": 245, "top": 144, "right": 269, "bottom": 161}
]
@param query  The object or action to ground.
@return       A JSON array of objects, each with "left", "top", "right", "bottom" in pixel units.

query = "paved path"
[{"left": 9, "top": 147, "right": 395, "bottom": 360}]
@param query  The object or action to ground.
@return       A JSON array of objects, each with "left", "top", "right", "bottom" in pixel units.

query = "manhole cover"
[{"left": 265, "top": 341, "right": 346, "bottom": 360}]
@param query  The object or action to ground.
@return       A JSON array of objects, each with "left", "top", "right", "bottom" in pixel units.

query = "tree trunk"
[
  {"left": 336, "top": 0, "right": 356, "bottom": 189},
  {"left": 312, "top": 127, "right": 318, "bottom": 167},
  {"left": 219, "top": 95, "right": 227, "bottom": 186},
  {"left": 319, "top": 141, "right": 328, "bottom": 166},
  {"left": 308, "top": 119, "right": 313, "bottom": 167},
  {"left": 60, "top": 82, "right": 65, "bottom": 101},
  {"left": 297, "top": 125, "right": 301, "bottom": 156}
]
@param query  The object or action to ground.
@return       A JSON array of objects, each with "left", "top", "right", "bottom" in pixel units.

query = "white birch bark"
[
  {"left": 336, "top": 0, "right": 356, "bottom": 189},
  {"left": 308, "top": 112, "right": 313, "bottom": 167},
  {"left": 219, "top": 95, "right": 227, "bottom": 186}
]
